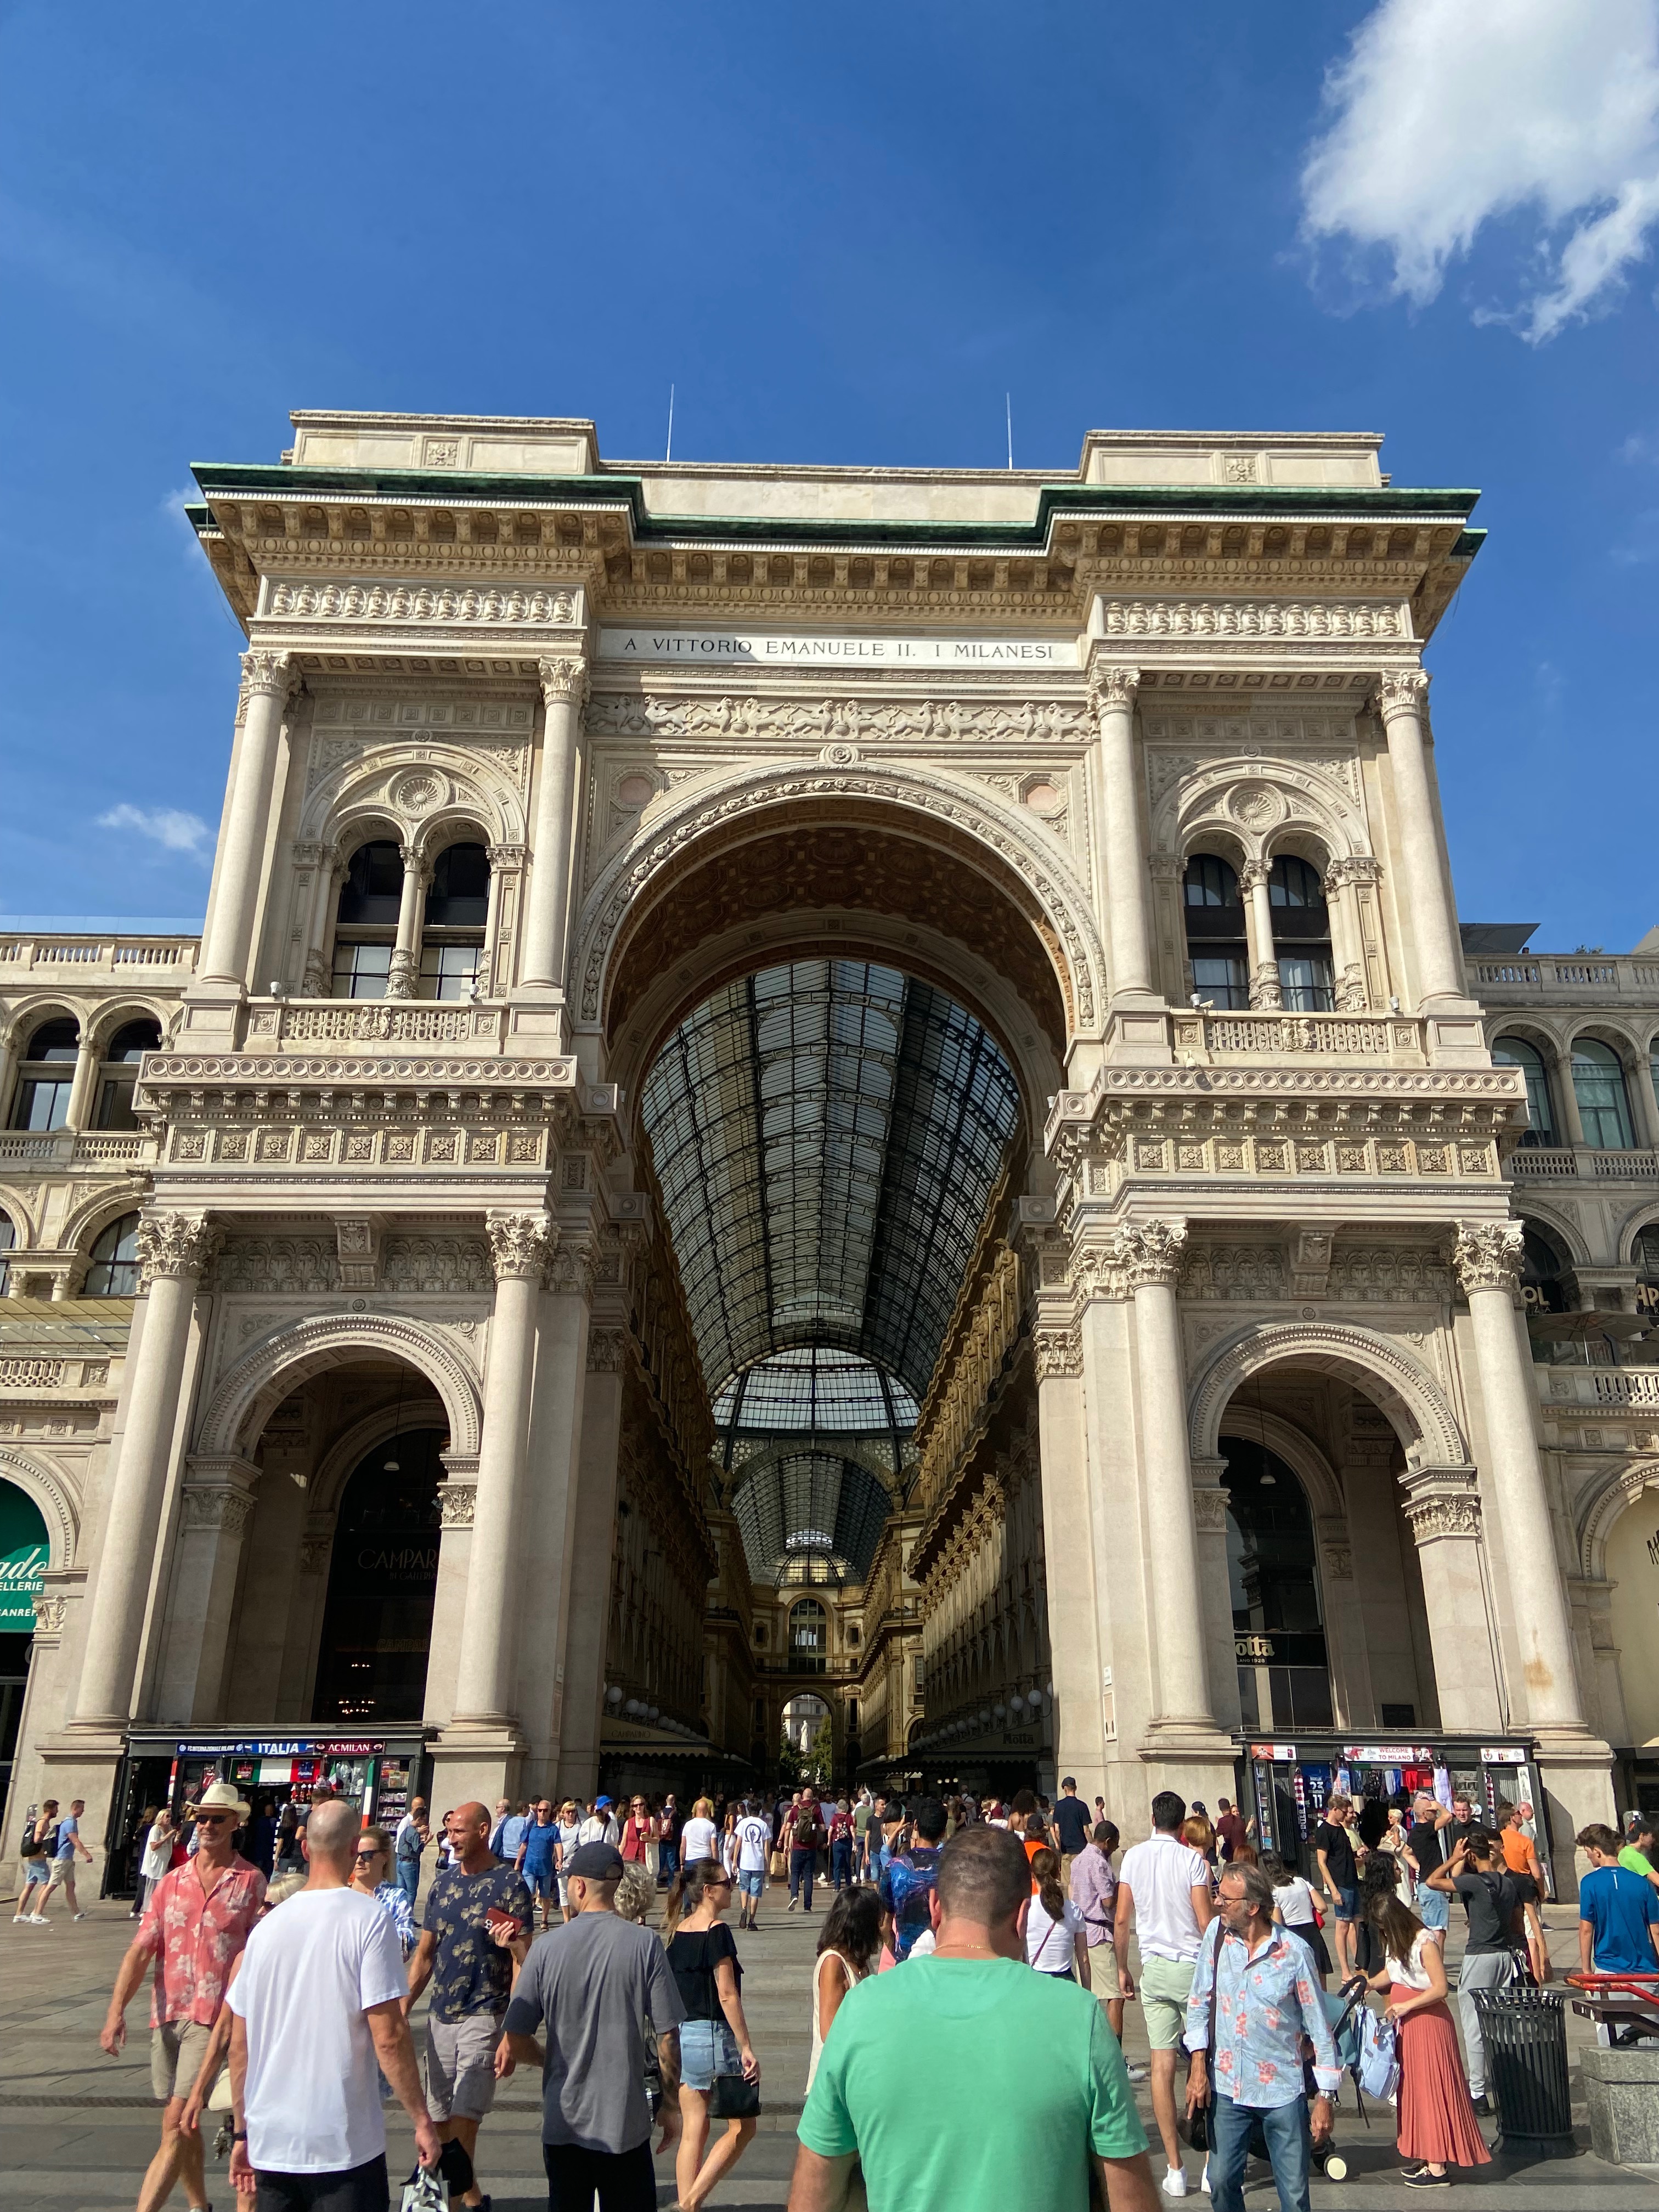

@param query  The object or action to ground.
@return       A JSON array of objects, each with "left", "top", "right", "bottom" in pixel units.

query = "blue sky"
[{"left": 2, "top": 0, "right": 1656, "bottom": 949}]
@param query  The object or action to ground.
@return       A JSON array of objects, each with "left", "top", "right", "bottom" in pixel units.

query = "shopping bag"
[
  {"left": 1356, "top": 2006, "right": 1400, "bottom": 2102},
  {"left": 400, "top": 2166, "right": 445, "bottom": 2212}
]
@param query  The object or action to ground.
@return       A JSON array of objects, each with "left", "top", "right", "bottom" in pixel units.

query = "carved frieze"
[
  {"left": 1180, "top": 1244, "right": 1288, "bottom": 1302},
  {"left": 583, "top": 693, "right": 1093, "bottom": 743},
  {"left": 381, "top": 1235, "right": 493, "bottom": 1295},
  {"left": 216, "top": 1238, "right": 336, "bottom": 1296},
  {"left": 1327, "top": 1246, "right": 1453, "bottom": 1304},
  {"left": 268, "top": 581, "right": 575, "bottom": 627},
  {"left": 586, "top": 1326, "right": 629, "bottom": 1374},
  {"left": 1098, "top": 598, "right": 1408, "bottom": 642}
]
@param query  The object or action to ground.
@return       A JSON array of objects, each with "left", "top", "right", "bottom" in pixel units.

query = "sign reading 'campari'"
[{"left": 597, "top": 627, "right": 1079, "bottom": 668}]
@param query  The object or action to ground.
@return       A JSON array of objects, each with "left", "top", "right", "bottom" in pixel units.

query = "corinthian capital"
[
  {"left": 487, "top": 1211, "right": 557, "bottom": 1283},
  {"left": 1376, "top": 669, "right": 1430, "bottom": 724},
  {"left": 1110, "top": 1216, "right": 1188, "bottom": 1288},
  {"left": 1453, "top": 1220, "right": 1524, "bottom": 1297},
  {"left": 1087, "top": 663, "right": 1140, "bottom": 718},
  {"left": 138, "top": 1213, "right": 221, "bottom": 1285},
  {"left": 538, "top": 655, "right": 590, "bottom": 708},
  {"left": 240, "top": 648, "right": 297, "bottom": 704}
]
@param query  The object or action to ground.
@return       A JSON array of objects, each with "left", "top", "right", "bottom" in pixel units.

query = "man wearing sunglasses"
[{"left": 101, "top": 1780, "right": 267, "bottom": 2212}]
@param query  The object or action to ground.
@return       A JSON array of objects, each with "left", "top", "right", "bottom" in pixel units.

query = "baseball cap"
[{"left": 567, "top": 1841, "right": 624, "bottom": 1880}]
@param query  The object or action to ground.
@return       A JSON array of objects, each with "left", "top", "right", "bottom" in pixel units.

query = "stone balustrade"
[
  {"left": 1470, "top": 952, "right": 1659, "bottom": 1003},
  {"left": 1509, "top": 1146, "right": 1659, "bottom": 1182},
  {"left": 1170, "top": 1008, "right": 1426, "bottom": 1062}
]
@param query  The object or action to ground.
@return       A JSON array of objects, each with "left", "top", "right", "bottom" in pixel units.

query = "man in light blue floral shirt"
[
  {"left": 405, "top": 1803, "right": 531, "bottom": 2211},
  {"left": 1184, "top": 1862, "right": 1340, "bottom": 2212}
]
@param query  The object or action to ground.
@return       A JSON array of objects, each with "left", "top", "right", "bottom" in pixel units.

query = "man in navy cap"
[{"left": 503, "top": 1841, "right": 685, "bottom": 2211}]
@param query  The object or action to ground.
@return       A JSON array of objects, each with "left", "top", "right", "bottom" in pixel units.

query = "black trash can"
[{"left": 1470, "top": 1987, "right": 1575, "bottom": 2156}]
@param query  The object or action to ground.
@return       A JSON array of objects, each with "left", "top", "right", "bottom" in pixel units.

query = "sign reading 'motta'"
[{"left": 597, "top": 627, "right": 1079, "bottom": 669}]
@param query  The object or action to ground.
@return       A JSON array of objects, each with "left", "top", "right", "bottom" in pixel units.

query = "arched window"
[
  {"left": 1491, "top": 1036, "right": 1558, "bottom": 1148},
  {"left": 789, "top": 1597, "right": 828, "bottom": 1674},
  {"left": 1520, "top": 1223, "right": 1571, "bottom": 1314},
  {"left": 1572, "top": 1039, "right": 1637, "bottom": 1150},
  {"left": 1222, "top": 1435, "right": 1331, "bottom": 1730},
  {"left": 1650, "top": 1039, "right": 1659, "bottom": 1121},
  {"left": 419, "top": 842, "right": 490, "bottom": 1000},
  {"left": 1635, "top": 1225, "right": 1659, "bottom": 1321},
  {"left": 1182, "top": 854, "right": 1248, "bottom": 1009},
  {"left": 0, "top": 1210, "right": 13, "bottom": 1296},
  {"left": 331, "top": 841, "right": 403, "bottom": 1000},
  {"left": 97, "top": 1018, "right": 162, "bottom": 1132},
  {"left": 84, "top": 1212, "right": 140, "bottom": 1296},
  {"left": 1269, "top": 857, "right": 1335, "bottom": 1013},
  {"left": 9, "top": 1019, "right": 78, "bottom": 1131}
]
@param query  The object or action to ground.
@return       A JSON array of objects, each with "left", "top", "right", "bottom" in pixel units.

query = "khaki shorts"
[
  {"left": 151, "top": 2019, "right": 213, "bottom": 2103},
  {"left": 424, "top": 2010, "right": 505, "bottom": 2121},
  {"left": 1138, "top": 1954, "right": 1197, "bottom": 2051}
]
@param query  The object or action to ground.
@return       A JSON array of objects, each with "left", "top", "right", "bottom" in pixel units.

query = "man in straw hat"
[{"left": 101, "top": 1780, "right": 267, "bottom": 2212}]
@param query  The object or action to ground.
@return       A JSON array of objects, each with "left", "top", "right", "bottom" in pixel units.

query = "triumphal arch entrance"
[{"left": 17, "top": 412, "right": 1615, "bottom": 1890}]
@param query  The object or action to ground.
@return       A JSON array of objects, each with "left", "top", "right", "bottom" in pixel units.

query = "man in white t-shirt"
[
  {"left": 1114, "top": 1791, "right": 1212, "bottom": 2200},
  {"left": 735, "top": 1800, "right": 772, "bottom": 1931},
  {"left": 228, "top": 1798, "right": 439, "bottom": 2212}
]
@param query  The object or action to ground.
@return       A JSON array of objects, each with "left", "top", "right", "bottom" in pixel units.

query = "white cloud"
[
  {"left": 1301, "top": 0, "right": 1659, "bottom": 341},
  {"left": 97, "top": 804, "right": 213, "bottom": 860}
]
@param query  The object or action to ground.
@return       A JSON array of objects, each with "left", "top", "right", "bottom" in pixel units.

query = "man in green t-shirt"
[
  {"left": 790, "top": 1824, "right": 1155, "bottom": 2212},
  {"left": 1619, "top": 1815, "right": 1659, "bottom": 1891}
]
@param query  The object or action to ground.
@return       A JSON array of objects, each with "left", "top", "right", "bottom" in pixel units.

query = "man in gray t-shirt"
[{"left": 502, "top": 1841, "right": 685, "bottom": 2210}]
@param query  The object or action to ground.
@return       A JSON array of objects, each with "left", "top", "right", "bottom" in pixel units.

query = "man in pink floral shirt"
[{"left": 101, "top": 1781, "right": 267, "bottom": 2212}]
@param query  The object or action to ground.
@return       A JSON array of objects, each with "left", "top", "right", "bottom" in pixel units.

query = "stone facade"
[{"left": 1, "top": 410, "right": 1649, "bottom": 1893}]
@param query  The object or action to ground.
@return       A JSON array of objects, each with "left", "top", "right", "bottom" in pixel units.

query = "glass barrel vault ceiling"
[{"left": 640, "top": 959, "right": 1022, "bottom": 1589}]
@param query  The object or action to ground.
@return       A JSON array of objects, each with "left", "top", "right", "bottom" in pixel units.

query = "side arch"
[
  {"left": 571, "top": 759, "right": 1107, "bottom": 1040},
  {"left": 195, "top": 1313, "right": 483, "bottom": 1463},
  {"left": 0, "top": 1444, "right": 80, "bottom": 1570},
  {"left": 1189, "top": 1319, "right": 1468, "bottom": 1472},
  {"left": 1577, "top": 1458, "right": 1659, "bottom": 1581},
  {"left": 1154, "top": 757, "right": 1372, "bottom": 871}
]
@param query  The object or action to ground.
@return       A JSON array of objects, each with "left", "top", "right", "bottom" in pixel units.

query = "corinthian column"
[
  {"left": 1088, "top": 664, "right": 1154, "bottom": 1003},
  {"left": 386, "top": 846, "right": 431, "bottom": 1000},
  {"left": 518, "top": 657, "right": 590, "bottom": 994},
  {"left": 1115, "top": 1217, "right": 1219, "bottom": 1736},
  {"left": 449, "top": 1213, "right": 556, "bottom": 1727},
  {"left": 70, "top": 1214, "right": 219, "bottom": 1729},
  {"left": 1453, "top": 1221, "right": 1585, "bottom": 1733},
  {"left": 1377, "top": 672, "right": 1464, "bottom": 1008},
  {"left": 198, "top": 651, "right": 296, "bottom": 990},
  {"left": 1238, "top": 862, "right": 1283, "bottom": 1011}
]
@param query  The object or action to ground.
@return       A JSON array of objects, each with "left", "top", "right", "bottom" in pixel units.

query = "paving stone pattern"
[{"left": 3, "top": 1881, "right": 1657, "bottom": 2210}]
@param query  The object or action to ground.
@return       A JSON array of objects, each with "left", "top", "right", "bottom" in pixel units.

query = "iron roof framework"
[{"left": 641, "top": 959, "right": 1020, "bottom": 1588}]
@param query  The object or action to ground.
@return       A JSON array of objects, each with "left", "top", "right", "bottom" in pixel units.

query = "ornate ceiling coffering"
[{"left": 641, "top": 961, "right": 1020, "bottom": 1587}]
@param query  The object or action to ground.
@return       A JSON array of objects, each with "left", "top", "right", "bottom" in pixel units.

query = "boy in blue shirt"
[{"left": 1576, "top": 1824, "right": 1659, "bottom": 1975}]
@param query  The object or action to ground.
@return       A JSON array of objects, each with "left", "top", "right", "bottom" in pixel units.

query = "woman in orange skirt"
[{"left": 1365, "top": 1889, "right": 1492, "bottom": 2190}]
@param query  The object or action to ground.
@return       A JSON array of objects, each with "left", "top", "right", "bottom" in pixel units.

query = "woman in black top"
[{"left": 663, "top": 1859, "right": 760, "bottom": 2211}]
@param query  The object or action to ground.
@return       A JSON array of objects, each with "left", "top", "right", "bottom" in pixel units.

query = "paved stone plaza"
[{"left": 3, "top": 1879, "right": 1656, "bottom": 2212}]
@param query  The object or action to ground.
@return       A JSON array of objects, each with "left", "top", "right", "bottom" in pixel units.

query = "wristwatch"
[{"left": 232, "top": 2131, "right": 247, "bottom": 2141}]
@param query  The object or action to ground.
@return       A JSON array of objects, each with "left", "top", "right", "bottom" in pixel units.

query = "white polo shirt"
[{"left": 1118, "top": 1830, "right": 1210, "bottom": 1962}]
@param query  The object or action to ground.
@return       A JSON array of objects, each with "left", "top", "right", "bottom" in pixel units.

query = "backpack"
[
  {"left": 19, "top": 1807, "right": 40, "bottom": 1857},
  {"left": 1356, "top": 2006, "right": 1400, "bottom": 2102}
]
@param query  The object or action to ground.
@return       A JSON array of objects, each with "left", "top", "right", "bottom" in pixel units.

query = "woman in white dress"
[{"left": 809, "top": 1884, "right": 883, "bottom": 2089}]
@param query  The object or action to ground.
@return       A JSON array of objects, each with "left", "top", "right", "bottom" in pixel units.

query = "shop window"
[
  {"left": 789, "top": 1596, "right": 827, "bottom": 1674},
  {"left": 85, "top": 1212, "right": 141, "bottom": 1296},
  {"left": 1492, "top": 1036, "right": 1557, "bottom": 1148},
  {"left": 97, "top": 1018, "right": 162, "bottom": 1131},
  {"left": 1269, "top": 857, "right": 1335, "bottom": 1013},
  {"left": 1634, "top": 1226, "right": 1659, "bottom": 1321},
  {"left": 1573, "top": 1039, "right": 1637, "bottom": 1150},
  {"left": 1224, "top": 1435, "right": 1333, "bottom": 1732},
  {"left": 1183, "top": 853, "right": 1248, "bottom": 1009},
  {"left": 10, "top": 1018, "right": 78, "bottom": 1130},
  {"left": 313, "top": 1427, "right": 444, "bottom": 1722},
  {"left": 331, "top": 842, "right": 403, "bottom": 1000}
]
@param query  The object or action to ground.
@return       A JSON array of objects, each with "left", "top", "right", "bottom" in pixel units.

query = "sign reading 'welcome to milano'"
[{"left": 597, "top": 627, "right": 1080, "bottom": 669}]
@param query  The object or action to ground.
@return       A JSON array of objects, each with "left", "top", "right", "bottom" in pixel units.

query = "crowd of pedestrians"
[{"left": 54, "top": 1761, "right": 1659, "bottom": 2212}]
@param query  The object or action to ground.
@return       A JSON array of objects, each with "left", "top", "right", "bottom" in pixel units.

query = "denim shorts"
[
  {"left": 737, "top": 1868, "right": 764, "bottom": 1897},
  {"left": 1415, "top": 1881, "right": 1451, "bottom": 1931},
  {"left": 678, "top": 2017, "right": 741, "bottom": 2092},
  {"left": 1333, "top": 1883, "right": 1359, "bottom": 1923}
]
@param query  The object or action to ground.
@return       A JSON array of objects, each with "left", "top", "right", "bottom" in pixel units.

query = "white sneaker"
[
  {"left": 1201, "top": 2165, "right": 1213, "bottom": 2195},
  {"left": 26, "top": 1914, "right": 49, "bottom": 1925},
  {"left": 1161, "top": 2169, "right": 1189, "bottom": 2199},
  {"left": 10, "top": 1914, "right": 23, "bottom": 1923},
  {"left": 1125, "top": 2061, "right": 1150, "bottom": 2082},
  {"left": 72, "top": 1911, "right": 87, "bottom": 1921}
]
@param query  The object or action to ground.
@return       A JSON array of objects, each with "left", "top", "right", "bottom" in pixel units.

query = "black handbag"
[{"left": 709, "top": 2071, "right": 760, "bottom": 2118}]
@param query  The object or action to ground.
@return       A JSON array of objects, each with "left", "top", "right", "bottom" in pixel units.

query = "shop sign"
[
  {"left": 1480, "top": 1746, "right": 1527, "bottom": 1764},
  {"left": 1342, "top": 1744, "right": 1434, "bottom": 1763},
  {"left": 1250, "top": 1743, "right": 1297, "bottom": 1761},
  {"left": 0, "top": 1483, "right": 49, "bottom": 1629},
  {"left": 1235, "top": 1634, "right": 1276, "bottom": 1663},
  {"left": 172, "top": 1737, "right": 385, "bottom": 1757}
]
